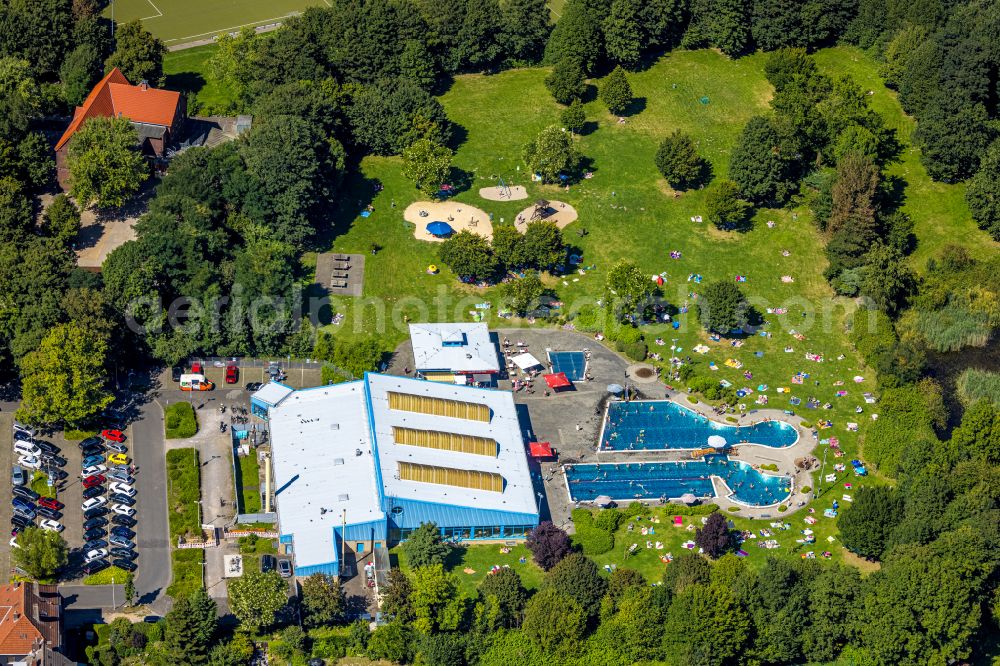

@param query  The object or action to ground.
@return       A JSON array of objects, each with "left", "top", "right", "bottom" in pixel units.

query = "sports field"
[{"left": 105, "top": 0, "right": 330, "bottom": 45}]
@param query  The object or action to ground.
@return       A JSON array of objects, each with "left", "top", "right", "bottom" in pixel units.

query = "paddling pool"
[
  {"left": 565, "top": 456, "right": 792, "bottom": 506},
  {"left": 599, "top": 400, "right": 798, "bottom": 451}
]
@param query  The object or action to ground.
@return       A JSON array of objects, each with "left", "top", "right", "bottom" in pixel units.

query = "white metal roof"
[
  {"left": 365, "top": 374, "right": 537, "bottom": 516},
  {"left": 511, "top": 352, "right": 542, "bottom": 370},
  {"left": 409, "top": 323, "right": 499, "bottom": 374},
  {"left": 251, "top": 381, "right": 294, "bottom": 406},
  {"left": 267, "top": 382, "right": 382, "bottom": 570}
]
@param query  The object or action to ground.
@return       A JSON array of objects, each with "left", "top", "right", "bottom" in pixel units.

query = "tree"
[
  {"left": 347, "top": 78, "right": 451, "bottom": 155},
  {"left": 561, "top": 98, "right": 586, "bottom": 134},
  {"left": 409, "top": 564, "right": 464, "bottom": 633},
  {"left": 402, "top": 139, "right": 453, "bottom": 197},
  {"left": 0, "top": 176, "right": 32, "bottom": 241},
  {"left": 498, "top": 272, "right": 544, "bottom": 315},
  {"left": 605, "top": 260, "right": 654, "bottom": 319},
  {"left": 301, "top": 573, "right": 346, "bottom": 627},
  {"left": 523, "top": 125, "right": 581, "bottom": 183},
  {"left": 124, "top": 575, "right": 136, "bottom": 605},
  {"left": 599, "top": 66, "right": 633, "bottom": 115},
  {"left": 751, "top": 0, "right": 804, "bottom": 51},
  {"left": 861, "top": 244, "right": 915, "bottom": 315},
  {"left": 603, "top": 0, "right": 643, "bottom": 69},
  {"left": 662, "top": 550, "right": 712, "bottom": 594},
  {"left": 662, "top": 583, "right": 751, "bottom": 665},
  {"left": 522, "top": 587, "right": 586, "bottom": 656},
  {"left": 17, "top": 322, "right": 113, "bottom": 426},
  {"left": 545, "top": 58, "right": 587, "bottom": 105},
  {"left": 546, "top": 552, "right": 607, "bottom": 619},
  {"left": 454, "top": 0, "right": 505, "bottom": 71},
  {"left": 501, "top": 0, "right": 551, "bottom": 64},
  {"left": 478, "top": 567, "right": 528, "bottom": 629},
  {"left": 67, "top": 116, "right": 148, "bottom": 209},
  {"left": 209, "top": 634, "right": 255, "bottom": 666},
  {"left": 41, "top": 194, "right": 80, "bottom": 246},
  {"left": 12, "top": 527, "right": 68, "bottom": 580},
  {"left": 381, "top": 568, "right": 414, "bottom": 622},
  {"left": 0, "top": 57, "right": 41, "bottom": 137},
  {"left": 712, "top": 0, "right": 752, "bottom": 56},
  {"left": 655, "top": 130, "right": 708, "bottom": 190},
  {"left": 914, "top": 99, "right": 994, "bottom": 183},
  {"left": 695, "top": 512, "right": 731, "bottom": 558},
  {"left": 526, "top": 521, "right": 571, "bottom": 570},
  {"left": 490, "top": 224, "right": 527, "bottom": 269},
  {"left": 105, "top": 19, "right": 166, "bottom": 85},
  {"left": 60, "top": 43, "right": 100, "bottom": 107},
  {"left": 402, "top": 522, "right": 451, "bottom": 568},
  {"left": 966, "top": 139, "right": 1000, "bottom": 240},
  {"left": 698, "top": 280, "right": 749, "bottom": 334},
  {"left": 828, "top": 151, "right": 880, "bottom": 235},
  {"left": 543, "top": 0, "right": 603, "bottom": 74},
  {"left": 838, "top": 486, "right": 903, "bottom": 560},
  {"left": 522, "top": 220, "right": 565, "bottom": 268},
  {"left": 227, "top": 569, "right": 288, "bottom": 632},
  {"left": 165, "top": 589, "right": 217, "bottom": 665},
  {"left": 366, "top": 622, "right": 413, "bottom": 663},
  {"left": 439, "top": 230, "right": 498, "bottom": 281},
  {"left": 729, "top": 115, "right": 794, "bottom": 205},
  {"left": 705, "top": 180, "right": 753, "bottom": 231}
]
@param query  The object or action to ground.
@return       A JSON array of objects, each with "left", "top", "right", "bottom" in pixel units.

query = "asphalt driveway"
[{"left": 132, "top": 401, "right": 171, "bottom": 610}]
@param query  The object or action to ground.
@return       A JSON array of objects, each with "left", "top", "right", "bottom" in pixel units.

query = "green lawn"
[
  {"left": 393, "top": 543, "right": 545, "bottom": 596},
  {"left": 106, "top": 0, "right": 329, "bottom": 45},
  {"left": 83, "top": 567, "right": 132, "bottom": 586},
  {"left": 165, "top": 448, "right": 201, "bottom": 539},
  {"left": 163, "top": 44, "right": 237, "bottom": 114},
  {"left": 166, "top": 549, "right": 204, "bottom": 600},
  {"left": 29, "top": 471, "right": 54, "bottom": 498},
  {"left": 235, "top": 453, "right": 262, "bottom": 514},
  {"left": 164, "top": 401, "right": 198, "bottom": 439}
]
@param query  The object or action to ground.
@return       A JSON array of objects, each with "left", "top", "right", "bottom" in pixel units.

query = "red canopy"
[
  {"left": 543, "top": 372, "right": 572, "bottom": 389},
  {"left": 529, "top": 442, "right": 554, "bottom": 458}
]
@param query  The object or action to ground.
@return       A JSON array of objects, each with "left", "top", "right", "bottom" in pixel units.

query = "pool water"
[
  {"left": 600, "top": 400, "right": 798, "bottom": 451},
  {"left": 565, "top": 456, "right": 792, "bottom": 506},
  {"left": 549, "top": 351, "right": 587, "bottom": 381}
]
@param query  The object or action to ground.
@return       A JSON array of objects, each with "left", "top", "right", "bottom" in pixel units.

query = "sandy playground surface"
[
  {"left": 514, "top": 200, "right": 579, "bottom": 233},
  {"left": 479, "top": 185, "right": 529, "bottom": 201},
  {"left": 405, "top": 201, "right": 494, "bottom": 242}
]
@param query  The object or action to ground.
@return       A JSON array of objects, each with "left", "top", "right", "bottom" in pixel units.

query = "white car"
[
  {"left": 81, "top": 496, "right": 107, "bottom": 512},
  {"left": 111, "top": 504, "right": 136, "bottom": 517},
  {"left": 17, "top": 455, "right": 41, "bottom": 470},
  {"left": 39, "top": 519, "right": 64, "bottom": 533},
  {"left": 82, "top": 465, "right": 107, "bottom": 477},
  {"left": 14, "top": 441, "right": 41, "bottom": 458},
  {"left": 108, "top": 482, "right": 136, "bottom": 497},
  {"left": 85, "top": 548, "right": 108, "bottom": 563}
]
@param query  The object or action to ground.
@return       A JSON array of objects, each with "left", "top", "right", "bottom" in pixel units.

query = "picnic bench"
[
  {"left": 333, "top": 254, "right": 350, "bottom": 261},
  {"left": 331, "top": 271, "right": 350, "bottom": 279},
  {"left": 330, "top": 279, "right": 349, "bottom": 289}
]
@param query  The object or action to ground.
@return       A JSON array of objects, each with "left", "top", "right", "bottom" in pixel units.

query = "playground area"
[
  {"left": 514, "top": 200, "right": 578, "bottom": 232},
  {"left": 404, "top": 201, "right": 494, "bottom": 242},
  {"left": 479, "top": 182, "right": 529, "bottom": 201}
]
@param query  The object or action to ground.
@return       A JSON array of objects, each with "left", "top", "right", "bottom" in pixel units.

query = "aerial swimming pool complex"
[
  {"left": 564, "top": 457, "right": 792, "bottom": 507},
  {"left": 599, "top": 400, "right": 798, "bottom": 451}
]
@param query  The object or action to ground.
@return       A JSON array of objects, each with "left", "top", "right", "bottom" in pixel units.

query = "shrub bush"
[
  {"left": 623, "top": 341, "right": 648, "bottom": 361},
  {"left": 801, "top": 486, "right": 812, "bottom": 493},
  {"left": 622, "top": 501, "right": 650, "bottom": 518},
  {"left": 164, "top": 402, "right": 198, "bottom": 439},
  {"left": 728, "top": 506, "right": 741, "bottom": 512},
  {"left": 778, "top": 504, "right": 787, "bottom": 512},
  {"left": 664, "top": 503, "right": 720, "bottom": 516},
  {"left": 571, "top": 508, "right": 615, "bottom": 555},
  {"left": 594, "top": 508, "right": 624, "bottom": 532}
]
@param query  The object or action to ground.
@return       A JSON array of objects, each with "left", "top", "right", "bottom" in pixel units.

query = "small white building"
[{"left": 408, "top": 323, "right": 500, "bottom": 384}]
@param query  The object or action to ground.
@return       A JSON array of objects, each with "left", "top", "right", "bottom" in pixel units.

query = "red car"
[
  {"left": 82, "top": 474, "right": 106, "bottom": 489},
  {"left": 101, "top": 429, "right": 125, "bottom": 443},
  {"left": 225, "top": 364, "right": 238, "bottom": 384},
  {"left": 38, "top": 497, "right": 63, "bottom": 511},
  {"left": 191, "top": 362, "right": 203, "bottom": 374}
]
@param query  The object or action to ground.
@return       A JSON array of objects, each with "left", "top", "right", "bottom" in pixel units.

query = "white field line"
[
  {"left": 141, "top": 0, "right": 164, "bottom": 19},
  {"left": 163, "top": 13, "right": 303, "bottom": 43}
]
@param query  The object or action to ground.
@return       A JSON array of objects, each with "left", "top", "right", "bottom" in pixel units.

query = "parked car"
[
  {"left": 278, "top": 559, "right": 292, "bottom": 578},
  {"left": 85, "top": 548, "right": 108, "bottom": 563},
  {"left": 82, "top": 559, "right": 109, "bottom": 575},
  {"left": 111, "top": 515, "right": 137, "bottom": 528},
  {"left": 109, "top": 482, "right": 135, "bottom": 497},
  {"left": 225, "top": 364, "right": 239, "bottom": 384},
  {"left": 83, "top": 517, "right": 108, "bottom": 531},
  {"left": 38, "top": 519, "right": 63, "bottom": 532},
  {"left": 84, "top": 526, "right": 107, "bottom": 541},
  {"left": 80, "top": 444, "right": 104, "bottom": 458},
  {"left": 14, "top": 440, "right": 41, "bottom": 458},
  {"left": 101, "top": 429, "right": 126, "bottom": 443},
  {"left": 11, "top": 486, "right": 37, "bottom": 502},
  {"left": 260, "top": 555, "right": 276, "bottom": 573},
  {"left": 49, "top": 469, "right": 68, "bottom": 481},
  {"left": 84, "top": 538, "right": 108, "bottom": 551},
  {"left": 12, "top": 506, "right": 36, "bottom": 521},
  {"left": 83, "top": 474, "right": 106, "bottom": 488},
  {"left": 110, "top": 494, "right": 135, "bottom": 507},
  {"left": 105, "top": 441, "right": 129, "bottom": 454},
  {"left": 245, "top": 382, "right": 263, "bottom": 392},
  {"left": 82, "top": 454, "right": 105, "bottom": 467},
  {"left": 111, "top": 504, "right": 135, "bottom": 517},
  {"left": 109, "top": 535, "right": 134, "bottom": 549},
  {"left": 10, "top": 514, "right": 31, "bottom": 530},
  {"left": 37, "top": 497, "right": 63, "bottom": 511},
  {"left": 107, "top": 454, "right": 130, "bottom": 467},
  {"left": 83, "top": 506, "right": 109, "bottom": 520},
  {"left": 171, "top": 366, "right": 183, "bottom": 382},
  {"left": 82, "top": 486, "right": 105, "bottom": 500},
  {"left": 12, "top": 497, "right": 35, "bottom": 512},
  {"left": 111, "top": 547, "right": 137, "bottom": 560},
  {"left": 42, "top": 455, "right": 67, "bottom": 468},
  {"left": 108, "top": 470, "right": 133, "bottom": 484},
  {"left": 12, "top": 422, "right": 35, "bottom": 437},
  {"left": 81, "top": 496, "right": 107, "bottom": 512},
  {"left": 11, "top": 465, "right": 26, "bottom": 487},
  {"left": 82, "top": 465, "right": 107, "bottom": 477},
  {"left": 78, "top": 436, "right": 103, "bottom": 449},
  {"left": 110, "top": 526, "right": 135, "bottom": 539},
  {"left": 191, "top": 361, "right": 203, "bottom": 374},
  {"left": 13, "top": 430, "right": 34, "bottom": 443},
  {"left": 17, "top": 455, "right": 41, "bottom": 470},
  {"left": 35, "top": 441, "right": 59, "bottom": 456},
  {"left": 35, "top": 506, "right": 61, "bottom": 520},
  {"left": 113, "top": 559, "right": 137, "bottom": 572}
]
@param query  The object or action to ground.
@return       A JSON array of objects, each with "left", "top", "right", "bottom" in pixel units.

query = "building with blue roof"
[{"left": 265, "top": 373, "right": 539, "bottom": 577}]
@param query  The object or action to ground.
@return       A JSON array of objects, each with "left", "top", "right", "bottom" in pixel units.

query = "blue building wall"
[{"left": 386, "top": 497, "right": 538, "bottom": 541}]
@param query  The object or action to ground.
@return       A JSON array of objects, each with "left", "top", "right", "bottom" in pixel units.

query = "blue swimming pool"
[
  {"left": 565, "top": 456, "right": 792, "bottom": 506},
  {"left": 549, "top": 351, "right": 587, "bottom": 381},
  {"left": 600, "top": 400, "right": 798, "bottom": 451}
]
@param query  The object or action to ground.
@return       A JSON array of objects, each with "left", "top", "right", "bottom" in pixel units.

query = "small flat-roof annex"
[{"left": 409, "top": 322, "right": 500, "bottom": 375}]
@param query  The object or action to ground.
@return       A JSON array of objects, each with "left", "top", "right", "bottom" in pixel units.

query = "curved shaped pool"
[
  {"left": 600, "top": 400, "right": 798, "bottom": 451},
  {"left": 565, "top": 456, "right": 792, "bottom": 507}
]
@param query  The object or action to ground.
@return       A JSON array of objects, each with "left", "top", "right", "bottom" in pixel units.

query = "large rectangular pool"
[
  {"left": 565, "top": 457, "right": 792, "bottom": 507},
  {"left": 549, "top": 351, "right": 587, "bottom": 381},
  {"left": 600, "top": 400, "right": 798, "bottom": 451}
]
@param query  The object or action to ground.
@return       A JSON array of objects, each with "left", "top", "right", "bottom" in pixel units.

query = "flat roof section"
[{"left": 409, "top": 323, "right": 500, "bottom": 374}]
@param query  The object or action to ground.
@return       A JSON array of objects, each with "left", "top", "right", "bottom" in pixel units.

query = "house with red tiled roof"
[
  {"left": 55, "top": 67, "right": 186, "bottom": 189},
  {"left": 0, "top": 583, "right": 68, "bottom": 665}
]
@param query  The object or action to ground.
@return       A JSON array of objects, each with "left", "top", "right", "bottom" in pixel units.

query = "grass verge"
[
  {"left": 164, "top": 402, "right": 198, "bottom": 439},
  {"left": 29, "top": 471, "right": 54, "bottom": 497},
  {"left": 166, "top": 448, "right": 201, "bottom": 539},
  {"left": 83, "top": 567, "right": 132, "bottom": 586},
  {"left": 166, "top": 549, "right": 203, "bottom": 600},
  {"left": 63, "top": 429, "right": 97, "bottom": 441},
  {"left": 235, "top": 453, "right": 261, "bottom": 514}
]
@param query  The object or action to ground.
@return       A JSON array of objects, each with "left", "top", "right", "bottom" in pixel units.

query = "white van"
[
  {"left": 14, "top": 440, "right": 41, "bottom": 458},
  {"left": 12, "top": 421, "right": 35, "bottom": 437}
]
